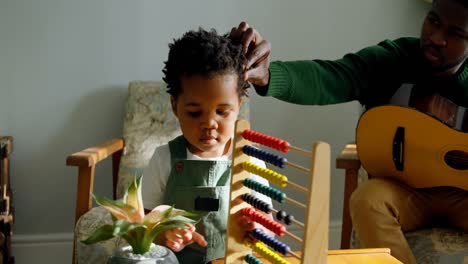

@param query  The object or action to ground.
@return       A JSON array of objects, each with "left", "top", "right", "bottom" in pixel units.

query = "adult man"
[{"left": 230, "top": 0, "right": 468, "bottom": 263}]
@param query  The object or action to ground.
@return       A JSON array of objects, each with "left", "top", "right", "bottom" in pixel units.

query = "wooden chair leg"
[
  {"left": 74, "top": 166, "right": 95, "bottom": 224},
  {"left": 340, "top": 168, "right": 358, "bottom": 249},
  {"left": 73, "top": 236, "right": 77, "bottom": 264},
  {"left": 73, "top": 165, "right": 95, "bottom": 264},
  {"left": 112, "top": 149, "right": 123, "bottom": 200}
]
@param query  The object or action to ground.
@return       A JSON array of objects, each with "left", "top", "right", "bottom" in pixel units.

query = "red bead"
[{"left": 280, "top": 141, "right": 290, "bottom": 152}]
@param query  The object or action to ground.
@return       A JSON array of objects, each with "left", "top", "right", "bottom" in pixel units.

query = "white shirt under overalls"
[{"left": 142, "top": 143, "right": 273, "bottom": 210}]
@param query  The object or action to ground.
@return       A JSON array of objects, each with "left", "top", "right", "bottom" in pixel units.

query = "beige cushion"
[{"left": 116, "top": 81, "right": 181, "bottom": 198}]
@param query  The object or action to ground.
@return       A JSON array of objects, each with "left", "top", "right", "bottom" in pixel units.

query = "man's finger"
[
  {"left": 241, "top": 28, "right": 257, "bottom": 54},
  {"left": 246, "top": 41, "right": 270, "bottom": 69},
  {"left": 230, "top": 21, "right": 249, "bottom": 41},
  {"left": 230, "top": 27, "right": 239, "bottom": 38},
  {"left": 238, "top": 21, "right": 249, "bottom": 32}
]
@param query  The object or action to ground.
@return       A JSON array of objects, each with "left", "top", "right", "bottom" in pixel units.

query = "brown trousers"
[{"left": 350, "top": 178, "right": 468, "bottom": 264}]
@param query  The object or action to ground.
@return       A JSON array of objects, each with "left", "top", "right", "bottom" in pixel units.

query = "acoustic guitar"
[{"left": 356, "top": 94, "right": 468, "bottom": 191}]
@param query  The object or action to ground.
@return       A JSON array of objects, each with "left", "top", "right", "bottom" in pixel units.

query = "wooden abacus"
[{"left": 224, "top": 119, "right": 330, "bottom": 264}]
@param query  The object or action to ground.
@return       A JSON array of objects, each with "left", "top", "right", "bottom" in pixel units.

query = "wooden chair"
[
  {"left": 66, "top": 80, "right": 251, "bottom": 264},
  {"left": 337, "top": 143, "right": 468, "bottom": 263},
  {"left": 67, "top": 81, "right": 182, "bottom": 264}
]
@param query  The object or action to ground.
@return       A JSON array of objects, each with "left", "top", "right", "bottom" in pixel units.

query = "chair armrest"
[
  {"left": 67, "top": 138, "right": 124, "bottom": 223},
  {"left": 336, "top": 143, "right": 360, "bottom": 170},
  {"left": 66, "top": 138, "right": 124, "bottom": 167}
]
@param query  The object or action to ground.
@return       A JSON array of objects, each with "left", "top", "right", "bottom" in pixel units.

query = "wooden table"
[{"left": 212, "top": 248, "right": 402, "bottom": 264}]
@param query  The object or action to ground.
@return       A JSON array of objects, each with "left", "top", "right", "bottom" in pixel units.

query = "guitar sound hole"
[{"left": 444, "top": 150, "right": 468, "bottom": 170}]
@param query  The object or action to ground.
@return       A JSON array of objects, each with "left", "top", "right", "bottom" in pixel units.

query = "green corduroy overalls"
[{"left": 163, "top": 136, "right": 231, "bottom": 264}]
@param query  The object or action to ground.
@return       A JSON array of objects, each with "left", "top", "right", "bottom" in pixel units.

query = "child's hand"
[
  {"left": 159, "top": 223, "right": 207, "bottom": 252},
  {"left": 238, "top": 214, "right": 256, "bottom": 231},
  {"left": 237, "top": 208, "right": 275, "bottom": 237}
]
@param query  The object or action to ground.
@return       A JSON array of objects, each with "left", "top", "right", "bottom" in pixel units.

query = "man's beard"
[{"left": 429, "top": 58, "right": 466, "bottom": 75}]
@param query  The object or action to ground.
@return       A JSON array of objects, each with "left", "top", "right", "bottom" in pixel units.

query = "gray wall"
[
  {"left": 0, "top": 6, "right": 9, "bottom": 132},
  {"left": 1, "top": 0, "right": 429, "bottom": 238}
]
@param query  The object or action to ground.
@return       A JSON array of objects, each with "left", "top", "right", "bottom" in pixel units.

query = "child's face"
[{"left": 171, "top": 73, "right": 241, "bottom": 158}]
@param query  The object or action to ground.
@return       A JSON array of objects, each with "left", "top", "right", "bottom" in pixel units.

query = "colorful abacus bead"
[
  {"left": 242, "top": 130, "right": 290, "bottom": 153},
  {"left": 243, "top": 193, "right": 272, "bottom": 213},
  {"left": 276, "top": 210, "right": 295, "bottom": 226},
  {"left": 284, "top": 214, "right": 294, "bottom": 225},
  {"left": 276, "top": 210, "right": 287, "bottom": 221},
  {"left": 252, "top": 228, "right": 291, "bottom": 255},
  {"left": 243, "top": 178, "right": 286, "bottom": 203},
  {"left": 242, "top": 145, "right": 287, "bottom": 168},
  {"left": 245, "top": 239, "right": 290, "bottom": 264},
  {"left": 241, "top": 207, "right": 285, "bottom": 236},
  {"left": 245, "top": 254, "right": 264, "bottom": 264},
  {"left": 242, "top": 161, "right": 288, "bottom": 187}
]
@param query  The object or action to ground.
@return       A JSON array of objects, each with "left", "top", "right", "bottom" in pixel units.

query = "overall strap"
[{"left": 168, "top": 135, "right": 188, "bottom": 161}]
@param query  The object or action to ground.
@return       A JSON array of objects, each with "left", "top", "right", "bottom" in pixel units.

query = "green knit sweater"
[{"left": 256, "top": 37, "right": 468, "bottom": 108}]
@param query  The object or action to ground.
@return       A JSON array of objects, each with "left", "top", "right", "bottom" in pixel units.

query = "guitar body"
[{"left": 356, "top": 105, "right": 468, "bottom": 191}]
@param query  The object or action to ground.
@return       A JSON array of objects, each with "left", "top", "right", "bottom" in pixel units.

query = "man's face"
[{"left": 420, "top": 0, "right": 468, "bottom": 76}]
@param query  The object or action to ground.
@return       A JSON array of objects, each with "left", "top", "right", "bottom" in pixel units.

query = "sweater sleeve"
[{"left": 260, "top": 38, "right": 418, "bottom": 106}]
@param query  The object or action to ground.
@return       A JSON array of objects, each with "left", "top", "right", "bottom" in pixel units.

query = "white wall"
[
  {"left": 1, "top": 0, "right": 429, "bottom": 261},
  {"left": 0, "top": 4, "right": 9, "bottom": 133}
]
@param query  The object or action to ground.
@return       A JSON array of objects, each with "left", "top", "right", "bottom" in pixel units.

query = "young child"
[{"left": 142, "top": 28, "right": 272, "bottom": 264}]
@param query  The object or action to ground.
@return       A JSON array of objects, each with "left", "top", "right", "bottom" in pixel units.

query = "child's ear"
[{"left": 170, "top": 96, "right": 178, "bottom": 117}]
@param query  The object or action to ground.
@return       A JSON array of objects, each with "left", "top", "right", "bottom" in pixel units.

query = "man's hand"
[
  {"left": 158, "top": 223, "right": 207, "bottom": 252},
  {"left": 230, "top": 21, "right": 271, "bottom": 87}
]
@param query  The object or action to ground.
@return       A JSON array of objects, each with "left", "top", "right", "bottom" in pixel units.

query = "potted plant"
[{"left": 81, "top": 176, "right": 199, "bottom": 264}]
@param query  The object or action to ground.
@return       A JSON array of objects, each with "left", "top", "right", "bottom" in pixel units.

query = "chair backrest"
[
  {"left": 116, "top": 81, "right": 181, "bottom": 198},
  {"left": 115, "top": 81, "right": 250, "bottom": 198}
]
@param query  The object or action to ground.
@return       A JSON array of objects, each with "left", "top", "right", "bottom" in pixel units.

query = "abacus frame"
[{"left": 224, "top": 119, "right": 331, "bottom": 264}]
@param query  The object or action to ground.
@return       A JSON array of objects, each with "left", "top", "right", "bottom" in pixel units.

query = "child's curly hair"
[{"left": 163, "top": 28, "right": 248, "bottom": 98}]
